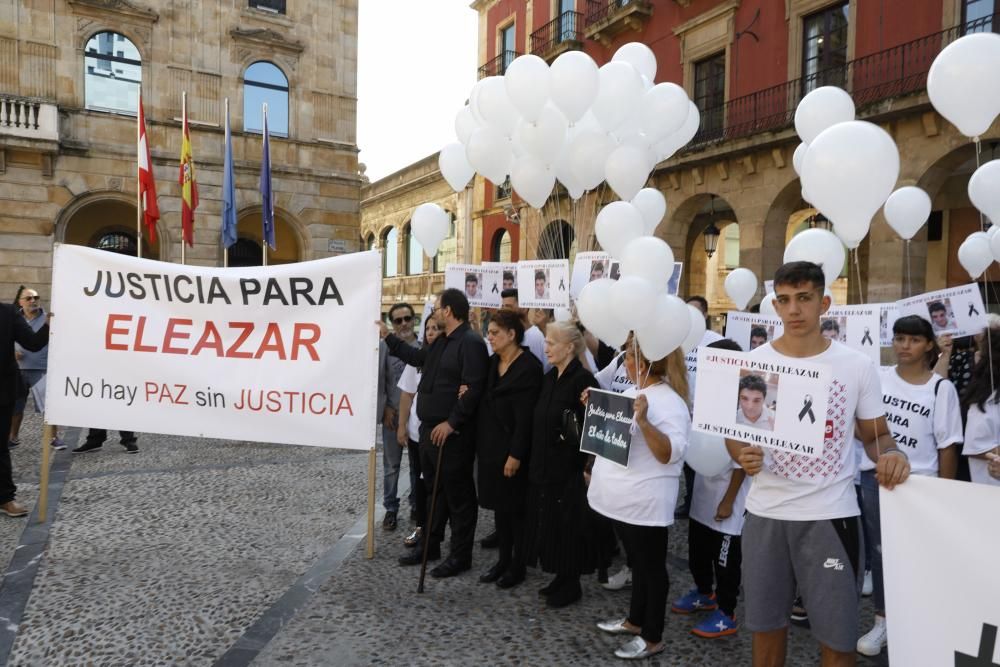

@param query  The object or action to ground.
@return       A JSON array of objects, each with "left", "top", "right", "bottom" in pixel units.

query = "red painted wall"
[{"left": 855, "top": 0, "right": 944, "bottom": 57}]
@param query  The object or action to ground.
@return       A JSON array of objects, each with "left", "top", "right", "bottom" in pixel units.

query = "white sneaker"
[
  {"left": 602, "top": 566, "right": 631, "bottom": 591},
  {"left": 862, "top": 570, "right": 873, "bottom": 596},
  {"left": 857, "top": 615, "right": 887, "bottom": 656}
]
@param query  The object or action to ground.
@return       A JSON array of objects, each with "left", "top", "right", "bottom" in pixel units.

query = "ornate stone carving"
[
  {"left": 230, "top": 27, "right": 305, "bottom": 57},
  {"left": 67, "top": 0, "right": 159, "bottom": 23}
]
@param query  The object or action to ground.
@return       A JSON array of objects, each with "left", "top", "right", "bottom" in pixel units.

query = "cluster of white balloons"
[
  {"left": 438, "top": 43, "right": 701, "bottom": 208},
  {"left": 955, "top": 160, "right": 1000, "bottom": 280}
]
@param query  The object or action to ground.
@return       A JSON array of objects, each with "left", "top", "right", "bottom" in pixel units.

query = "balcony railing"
[
  {"left": 249, "top": 0, "right": 285, "bottom": 13},
  {"left": 687, "top": 13, "right": 997, "bottom": 151},
  {"left": 0, "top": 96, "right": 58, "bottom": 143},
  {"left": 531, "top": 11, "right": 583, "bottom": 58},
  {"left": 585, "top": 0, "right": 652, "bottom": 36},
  {"left": 478, "top": 50, "right": 521, "bottom": 79}
]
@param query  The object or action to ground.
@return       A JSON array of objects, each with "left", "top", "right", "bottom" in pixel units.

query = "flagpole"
[
  {"left": 181, "top": 91, "right": 187, "bottom": 266},
  {"left": 262, "top": 102, "right": 269, "bottom": 268},
  {"left": 224, "top": 97, "right": 229, "bottom": 269},
  {"left": 136, "top": 88, "right": 143, "bottom": 259}
]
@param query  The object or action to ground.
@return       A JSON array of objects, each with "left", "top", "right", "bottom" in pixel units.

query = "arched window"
[
  {"left": 382, "top": 227, "right": 398, "bottom": 278},
  {"left": 366, "top": 234, "right": 375, "bottom": 252},
  {"left": 723, "top": 224, "right": 740, "bottom": 270},
  {"left": 229, "top": 238, "right": 264, "bottom": 267},
  {"left": 491, "top": 228, "right": 512, "bottom": 262},
  {"left": 405, "top": 224, "right": 423, "bottom": 275},
  {"left": 244, "top": 62, "right": 289, "bottom": 136},
  {"left": 84, "top": 32, "right": 141, "bottom": 114},
  {"left": 537, "top": 220, "right": 575, "bottom": 260},
  {"left": 95, "top": 231, "right": 137, "bottom": 256}
]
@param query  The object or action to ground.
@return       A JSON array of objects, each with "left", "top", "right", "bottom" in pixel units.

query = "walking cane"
[{"left": 417, "top": 437, "right": 447, "bottom": 593}]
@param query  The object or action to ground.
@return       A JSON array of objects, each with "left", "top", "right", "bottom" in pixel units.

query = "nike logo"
[{"left": 823, "top": 558, "right": 845, "bottom": 571}]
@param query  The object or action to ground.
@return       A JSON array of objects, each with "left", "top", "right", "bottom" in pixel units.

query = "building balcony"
[
  {"left": 685, "top": 14, "right": 993, "bottom": 154},
  {"left": 531, "top": 11, "right": 584, "bottom": 62},
  {"left": 478, "top": 50, "right": 521, "bottom": 79},
  {"left": 584, "top": 0, "right": 653, "bottom": 47}
]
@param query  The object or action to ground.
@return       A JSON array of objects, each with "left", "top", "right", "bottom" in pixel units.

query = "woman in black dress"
[
  {"left": 525, "top": 320, "right": 598, "bottom": 608},
  {"left": 476, "top": 309, "right": 543, "bottom": 589}
]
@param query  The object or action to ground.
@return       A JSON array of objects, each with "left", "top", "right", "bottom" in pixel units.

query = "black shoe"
[
  {"left": 398, "top": 546, "right": 439, "bottom": 566},
  {"left": 478, "top": 561, "right": 508, "bottom": 584},
  {"left": 72, "top": 441, "right": 103, "bottom": 454},
  {"left": 123, "top": 442, "right": 139, "bottom": 453},
  {"left": 497, "top": 568, "right": 526, "bottom": 589},
  {"left": 430, "top": 556, "right": 471, "bottom": 579},
  {"left": 538, "top": 575, "right": 563, "bottom": 597},
  {"left": 480, "top": 530, "right": 499, "bottom": 549},
  {"left": 546, "top": 578, "right": 582, "bottom": 608},
  {"left": 382, "top": 510, "right": 398, "bottom": 531}
]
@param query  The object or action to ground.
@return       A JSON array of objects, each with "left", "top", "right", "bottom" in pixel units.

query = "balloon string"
[
  {"left": 904, "top": 239, "right": 911, "bottom": 299},
  {"left": 852, "top": 248, "right": 865, "bottom": 305},
  {"left": 974, "top": 136, "right": 996, "bottom": 401}
]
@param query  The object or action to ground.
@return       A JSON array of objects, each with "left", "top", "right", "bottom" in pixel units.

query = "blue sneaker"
[
  {"left": 692, "top": 609, "right": 738, "bottom": 638},
  {"left": 670, "top": 588, "right": 718, "bottom": 614}
]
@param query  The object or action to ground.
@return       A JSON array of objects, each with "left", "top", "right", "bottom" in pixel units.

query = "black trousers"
[
  {"left": 617, "top": 521, "right": 670, "bottom": 644},
  {"left": 494, "top": 505, "right": 525, "bottom": 573},
  {"left": 85, "top": 429, "right": 136, "bottom": 445},
  {"left": 0, "top": 404, "right": 17, "bottom": 504},
  {"left": 406, "top": 440, "right": 427, "bottom": 529},
  {"left": 419, "top": 426, "right": 477, "bottom": 563},
  {"left": 688, "top": 518, "right": 742, "bottom": 617}
]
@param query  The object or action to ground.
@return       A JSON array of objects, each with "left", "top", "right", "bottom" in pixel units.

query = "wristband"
[{"left": 881, "top": 447, "right": 909, "bottom": 461}]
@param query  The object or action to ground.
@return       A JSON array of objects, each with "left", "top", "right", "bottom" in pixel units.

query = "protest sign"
[
  {"left": 764, "top": 280, "right": 774, "bottom": 295},
  {"left": 882, "top": 475, "right": 1000, "bottom": 667},
  {"left": 822, "top": 305, "right": 880, "bottom": 363},
  {"left": 517, "top": 259, "right": 570, "bottom": 308},
  {"left": 580, "top": 388, "right": 634, "bottom": 466},
  {"left": 483, "top": 261, "right": 517, "bottom": 291},
  {"left": 570, "top": 251, "right": 610, "bottom": 299},
  {"left": 725, "top": 312, "right": 784, "bottom": 351},
  {"left": 45, "top": 245, "right": 379, "bottom": 449},
  {"left": 445, "top": 263, "right": 501, "bottom": 308},
  {"left": 667, "top": 262, "right": 683, "bottom": 296},
  {"left": 692, "top": 348, "right": 832, "bottom": 457},
  {"left": 877, "top": 302, "right": 900, "bottom": 347},
  {"left": 897, "top": 284, "right": 987, "bottom": 338}
]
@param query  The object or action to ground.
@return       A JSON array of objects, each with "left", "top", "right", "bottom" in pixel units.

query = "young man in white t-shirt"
[{"left": 724, "top": 261, "right": 910, "bottom": 667}]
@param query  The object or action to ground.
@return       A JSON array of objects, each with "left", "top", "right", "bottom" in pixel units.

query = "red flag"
[
  {"left": 137, "top": 90, "right": 160, "bottom": 243},
  {"left": 179, "top": 97, "right": 198, "bottom": 247}
]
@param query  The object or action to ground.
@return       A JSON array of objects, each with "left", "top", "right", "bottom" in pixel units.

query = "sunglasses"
[
  {"left": 392, "top": 315, "right": 413, "bottom": 325},
  {"left": 21, "top": 296, "right": 39, "bottom": 301}
]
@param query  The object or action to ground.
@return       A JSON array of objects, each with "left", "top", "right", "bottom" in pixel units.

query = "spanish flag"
[{"left": 179, "top": 94, "right": 198, "bottom": 247}]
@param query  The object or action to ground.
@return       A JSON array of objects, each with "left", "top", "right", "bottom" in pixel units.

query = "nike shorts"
[{"left": 742, "top": 513, "right": 864, "bottom": 653}]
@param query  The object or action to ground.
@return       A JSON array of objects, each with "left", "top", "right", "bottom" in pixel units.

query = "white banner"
[
  {"left": 725, "top": 312, "right": 784, "bottom": 351},
  {"left": 517, "top": 259, "right": 570, "bottom": 308},
  {"left": 482, "top": 262, "right": 517, "bottom": 291},
  {"left": 692, "top": 348, "right": 831, "bottom": 457},
  {"left": 882, "top": 475, "right": 1000, "bottom": 666},
  {"left": 45, "top": 245, "right": 380, "bottom": 449},
  {"left": 897, "top": 284, "right": 987, "bottom": 339},
  {"left": 823, "top": 305, "right": 880, "bottom": 364},
  {"left": 570, "top": 251, "right": 610, "bottom": 299},
  {"left": 445, "top": 263, "right": 502, "bottom": 308}
]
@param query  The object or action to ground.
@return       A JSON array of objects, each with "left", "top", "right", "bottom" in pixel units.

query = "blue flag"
[
  {"left": 221, "top": 102, "right": 237, "bottom": 250},
  {"left": 261, "top": 105, "right": 275, "bottom": 251}
]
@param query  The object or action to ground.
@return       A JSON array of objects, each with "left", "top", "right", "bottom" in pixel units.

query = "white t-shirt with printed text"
[
  {"left": 397, "top": 364, "right": 421, "bottom": 443},
  {"left": 594, "top": 351, "right": 633, "bottom": 394},
  {"left": 744, "top": 340, "right": 883, "bottom": 521},
  {"left": 962, "top": 400, "right": 1000, "bottom": 487}
]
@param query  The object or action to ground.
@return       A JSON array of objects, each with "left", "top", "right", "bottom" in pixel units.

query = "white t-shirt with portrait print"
[
  {"left": 396, "top": 364, "right": 421, "bottom": 443},
  {"left": 743, "top": 340, "right": 884, "bottom": 521},
  {"left": 858, "top": 368, "right": 963, "bottom": 477},
  {"left": 961, "top": 399, "right": 1000, "bottom": 487}
]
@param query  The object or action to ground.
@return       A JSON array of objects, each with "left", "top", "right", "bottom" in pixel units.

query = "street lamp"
[{"left": 703, "top": 222, "right": 721, "bottom": 258}]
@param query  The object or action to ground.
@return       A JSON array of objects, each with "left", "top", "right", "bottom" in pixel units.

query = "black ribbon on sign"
[
  {"left": 558, "top": 278, "right": 566, "bottom": 291},
  {"left": 861, "top": 327, "right": 873, "bottom": 345},
  {"left": 969, "top": 302, "right": 980, "bottom": 317},
  {"left": 798, "top": 394, "right": 816, "bottom": 423},
  {"left": 491, "top": 282, "right": 499, "bottom": 294}
]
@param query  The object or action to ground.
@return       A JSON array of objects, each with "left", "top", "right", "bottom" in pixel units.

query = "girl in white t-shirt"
[
  {"left": 961, "top": 322, "right": 1000, "bottom": 488},
  {"left": 589, "top": 342, "right": 690, "bottom": 661},
  {"left": 857, "top": 314, "right": 963, "bottom": 657}
]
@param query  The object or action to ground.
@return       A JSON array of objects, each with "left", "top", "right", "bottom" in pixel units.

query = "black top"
[
  {"left": 0, "top": 304, "right": 49, "bottom": 406},
  {"left": 529, "top": 357, "right": 598, "bottom": 487},
  {"left": 386, "top": 321, "right": 488, "bottom": 430}
]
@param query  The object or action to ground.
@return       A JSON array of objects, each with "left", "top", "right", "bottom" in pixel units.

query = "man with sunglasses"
[{"left": 378, "top": 303, "right": 419, "bottom": 531}]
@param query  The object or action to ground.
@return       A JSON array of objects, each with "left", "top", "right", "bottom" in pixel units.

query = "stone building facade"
[{"left": 0, "top": 0, "right": 360, "bottom": 301}]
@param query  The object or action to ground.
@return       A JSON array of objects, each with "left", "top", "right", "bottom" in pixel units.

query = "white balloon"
[
  {"left": 681, "top": 305, "right": 707, "bottom": 355},
  {"left": 631, "top": 188, "right": 667, "bottom": 235},
  {"left": 792, "top": 142, "right": 808, "bottom": 176},
  {"left": 550, "top": 51, "right": 600, "bottom": 124},
  {"left": 567, "top": 129, "right": 616, "bottom": 191},
  {"left": 620, "top": 236, "right": 675, "bottom": 292},
  {"left": 685, "top": 431, "right": 733, "bottom": 477},
  {"left": 989, "top": 225, "right": 1000, "bottom": 240},
  {"left": 654, "top": 101, "right": 700, "bottom": 160},
  {"left": 989, "top": 225, "right": 1000, "bottom": 262},
  {"left": 759, "top": 292, "right": 777, "bottom": 316},
  {"left": 801, "top": 121, "right": 899, "bottom": 246},
  {"left": 969, "top": 160, "right": 1000, "bottom": 226},
  {"left": 794, "top": 86, "right": 856, "bottom": 144},
  {"left": 577, "top": 278, "right": 630, "bottom": 348},
  {"left": 465, "top": 127, "right": 512, "bottom": 185},
  {"left": 592, "top": 61, "right": 644, "bottom": 132},
  {"left": 411, "top": 203, "right": 450, "bottom": 258},
  {"left": 612, "top": 42, "right": 657, "bottom": 82},
  {"left": 553, "top": 142, "right": 584, "bottom": 200},
  {"left": 513, "top": 105, "right": 568, "bottom": 165},
  {"left": 958, "top": 232, "right": 994, "bottom": 280},
  {"left": 724, "top": 268, "right": 758, "bottom": 310},
  {"left": 509, "top": 155, "right": 554, "bottom": 209},
  {"left": 639, "top": 83, "right": 689, "bottom": 143},
  {"left": 635, "top": 294, "right": 690, "bottom": 361},
  {"left": 454, "top": 105, "right": 480, "bottom": 145},
  {"left": 438, "top": 142, "right": 475, "bottom": 192},
  {"left": 834, "top": 224, "right": 865, "bottom": 250},
  {"left": 928, "top": 32, "right": 1000, "bottom": 138},
  {"left": 883, "top": 186, "right": 932, "bottom": 240},
  {"left": 784, "top": 228, "right": 846, "bottom": 288},
  {"left": 595, "top": 201, "right": 644, "bottom": 258},
  {"left": 504, "top": 54, "right": 551, "bottom": 123},
  {"left": 605, "top": 144, "right": 652, "bottom": 201},
  {"left": 475, "top": 76, "right": 519, "bottom": 137},
  {"left": 611, "top": 276, "right": 658, "bottom": 331}
]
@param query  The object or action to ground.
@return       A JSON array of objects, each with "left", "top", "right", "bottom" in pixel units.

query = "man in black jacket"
[
  {"left": 377, "top": 288, "right": 488, "bottom": 578},
  {"left": 0, "top": 302, "right": 50, "bottom": 517}
]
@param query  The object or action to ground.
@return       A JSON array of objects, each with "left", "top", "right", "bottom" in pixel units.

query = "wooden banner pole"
[
  {"left": 366, "top": 446, "right": 376, "bottom": 559},
  {"left": 37, "top": 423, "right": 53, "bottom": 524}
]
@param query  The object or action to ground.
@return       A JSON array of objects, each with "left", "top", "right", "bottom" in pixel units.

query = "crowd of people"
[{"left": 376, "top": 260, "right": 1000, "bottom": 664}]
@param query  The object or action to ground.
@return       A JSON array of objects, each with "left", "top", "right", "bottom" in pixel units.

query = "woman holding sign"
[
  {"left": 588, "top": 343, "right": 690, "bottom": 660},
  {"left": 475, "top": 309, "right": 542, "bottom": 589}
]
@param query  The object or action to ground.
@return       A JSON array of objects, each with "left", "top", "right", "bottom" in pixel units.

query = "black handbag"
[{"left": 561, "top": 408, "right": 581, "bottom": 445}]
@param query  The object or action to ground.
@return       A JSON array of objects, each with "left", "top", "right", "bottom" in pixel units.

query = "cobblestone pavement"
[{"left": 0, "top": 412, "right": 889, "bottom": 666}]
